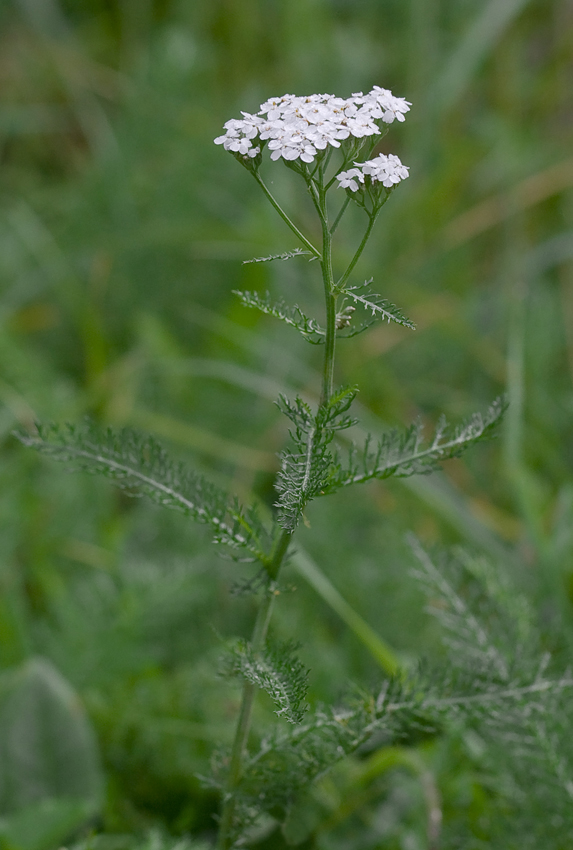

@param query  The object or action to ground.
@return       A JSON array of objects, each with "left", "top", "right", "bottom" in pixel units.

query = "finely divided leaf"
[
  {"left": 243, "top": 249, "right": 314, "bottom": 264},
  {"left": 408, "top": 540, "right": 573, "bottom": 839},
  {"left": 225, "top": 639, "right": 309, "bottom": 724},
  {"left": 343, "top": 279, "right": 416, "bottom": 330},
  {"left": 233, "top": 290, "right": 325, "bottom": 344},
  {"left": 16, "top": 422, "right": 272, "bottom": 565},
  {"left": 234, "top": 676, "right": 435, "bottom": 824},
  {"left": 326, "top": 396, "right": 506, "bottom": 493},
  {"left": 225, "top": 537, "right": 573, "bottom": 844},
  {"left": 274, "top": 388, "right": 358, "bottom": 530}
]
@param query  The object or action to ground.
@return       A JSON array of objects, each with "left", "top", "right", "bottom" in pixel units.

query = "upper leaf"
[
  {"left": 340, "top": 279, "right": 416, "bottom": 332},
  {"left": 243, "top": 248, "right": 314, "bottom": 264},
  {"left": 233, "top": 290, "right": 325, "bottom": 344},
  {"left": 324, "top": 397, "right": 506, "bottom": 494}
]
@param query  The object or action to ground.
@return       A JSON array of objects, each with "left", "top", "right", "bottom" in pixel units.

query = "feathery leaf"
[
  {"left": 233, "top": 290, "right": 325, "bottom": 344},
  {"left": 341, "top": 279, "right": 416, "bottom": 331},
  {"left": 242, "top": 248, "right": 314, "bottom": 264},
  {"left": 224, "top": 639, "right": 309, "bottom": 725},
  {"left": 274, "top": 387, "right": 358, "bottom": 530},
  {"left": 325, "top": 396, "right": 506, "bottom": 493},
  {"left": 16, "top": 422, "right": 272, "bottom": 565}
]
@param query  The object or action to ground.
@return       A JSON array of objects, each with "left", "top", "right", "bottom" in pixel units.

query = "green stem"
[
  {"left": 253, "top": 173, "right": 321, "bottom": 260},
  {"left": 216, "top": 528, "right": 292, "bottom": 849},
  {"left": 320, "top": 209, "right": 337, "bottom": 406},
  {"left": 308, "top": 180, "right": 337, "bottom": 407},
  {"left": 330, "top": 195, "right": 351, "bottom": 236},
  {"left": 336, "top": 208, "right": 380, "bottom": 292},
  {"left": 217, "top": 171, "right": 341, "bottom": 849}
]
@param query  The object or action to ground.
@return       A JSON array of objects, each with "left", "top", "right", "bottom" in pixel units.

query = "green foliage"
[
  {"left": 232, "top": 291, "right": 325, "bottom": 345},
  {"left": 220, "top": 540, "right": 573, "bottom": 846},
  {"left": 68, "top": 831, "right": 211, "bottom": 850},
  {"left": 242, "top": 250, "right": 313, "bottom": 264},
  {"left": 0, "top": 658, "right": 103, "bottom": 850},
  {"left": 341, "top": 280, "right": 416, "bottom": 334},
  {"left": 326, "top": 396, "right": 507, "bottom": 493},
  {"left": 16, "top": 422, "right": 272, "bottom": 567},
  {"left": 0, "top": 798, "right": 97, "bottom": 850},
  {"left": 274, "top": 387, "right": 357, "bottom": 530},
  {"left": 410, "top": 541, "right": 573, "bottom": 847},
  {"left": 223, "top": 639, "right": 309, "bottom": 725},
  {"left": 0, "top": 658, "right": 104, "bottom": 814}
]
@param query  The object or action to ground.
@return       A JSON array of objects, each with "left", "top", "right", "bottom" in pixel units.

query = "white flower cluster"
[
  {"left": 336, "top": 153, "right": 410, "bottom": 192},
  {"left": 214, "top": 86, "right": 411, "bottom": 164}
]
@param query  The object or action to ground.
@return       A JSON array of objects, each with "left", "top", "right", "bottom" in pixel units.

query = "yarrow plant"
[{"left": 18, "top": 85, "right": 573, "bottom": 849}]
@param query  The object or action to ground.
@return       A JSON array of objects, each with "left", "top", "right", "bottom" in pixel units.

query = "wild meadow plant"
[{"left": 17, "top": 86, "right": 573, "bottom": 848}]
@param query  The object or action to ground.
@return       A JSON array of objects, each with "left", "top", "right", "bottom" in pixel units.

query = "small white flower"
[
  {"left": 336, "top": 168, "right": 364, "bottom": 192},
  {"left": 336, "top": 154, "right": 409, "bottom": 194},
  {"left": 214, "top": 87, "right": 411, "bottom": 165}
]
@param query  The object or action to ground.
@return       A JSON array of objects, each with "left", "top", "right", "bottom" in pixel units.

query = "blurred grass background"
[{"left": 0, "top": 0, "right": 572, "bottom": 847}]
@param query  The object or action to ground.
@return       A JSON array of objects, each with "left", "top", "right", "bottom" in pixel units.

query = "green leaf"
[
  {"left": 325, "top": 397, "right": 506, "bottom": 493},
  {"left": 0, "top": 658, "right": 103, "bottom": 816},
  {"left": 0, "top": 797, "right": 97, "bottom": 850},
  {"left": 15, "top": 422, "right": 272, "bottom": 566},
  {"left": 275, "top": 388, "right": 358, "bottom": 530},
  {"left": 242, "top": 249, "right": 314, "bottom": 264},
  {"left": 342, "top": 280, "right": 416, "bottom": 331},
  {"left": 224, "top": 639, "right": 309, "bottom": 724},
  {"left": 233, "top": 290, "right": 325, "bottom": 344},
  {"left": 66, "top": 830, "right": 212, "bottom": 850}
]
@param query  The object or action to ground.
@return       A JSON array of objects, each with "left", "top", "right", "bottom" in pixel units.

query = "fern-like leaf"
[
  {"left": 222, "top": 539, "right": 573, "bottom": 845},
  {"left": 243, "top": 248, "right": 314, "bottom": 264},
  {"left": 342, "top": 279, "right": 416, "bottom": 330},
  {"left": 231, "top": 661, "right": 573, "bottom": 838},
  {"left": 409, "top": 540, "right": 573, "bottom": 844},
  {"left": 325, "top": 397, "right": 506, "bottom": 493},
  {"left": 16, "top": 422, "right": 272, "bottom": 565},
  {"left": 233, "top": 290, "right": 325, "bottom": 344},
  {"left": 224, "top": 639, "right": 309, "bottom": 724},
  {"left": 274, "top": 387, "right": 358, "bottom": 530}
]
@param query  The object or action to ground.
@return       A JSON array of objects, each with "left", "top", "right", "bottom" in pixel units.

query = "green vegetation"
[{"left": 1, "top": 1, "right": 572, "bottom": 848}]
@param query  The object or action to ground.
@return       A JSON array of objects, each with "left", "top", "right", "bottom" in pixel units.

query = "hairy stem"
[
  {"left": 217, "top": 172, "right": 341, "bottom": 848},
  {"left": 216, "top": 528, "right": 293, "bottom": 849}
]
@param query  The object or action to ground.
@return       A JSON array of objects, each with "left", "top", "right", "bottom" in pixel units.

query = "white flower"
[
  {"left": 336, "top": 168, "right": 364, "bottom": 192},
  {"left": 368, "top": 86, "right": 411, "bottom": 123},
  {"left": 214, "top": 87, "right": 411, "bottom": 165},
  {"left": 337, "top": 154, "right": 409, "bottom": 192}
]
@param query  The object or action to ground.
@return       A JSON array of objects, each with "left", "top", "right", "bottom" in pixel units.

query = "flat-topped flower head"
[
  {"left": 214, "top": 87, "right": 411, "bottom": 165},
  {"left": 336, "top": 153, "right": 409, "bottom": 192}
]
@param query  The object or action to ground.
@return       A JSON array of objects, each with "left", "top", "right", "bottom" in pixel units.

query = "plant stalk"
[
  {"left": 318, "top": 193, "right": 337, "bottom": 407},
  {"left": 253, "top": 173, "right": 321, "bottom": 260},
  {"left": 217, "top": 167, "right": 348, "bottom": 848},
  {"left": 216, "top": 527, "right": 293, "bottom": 849}
]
